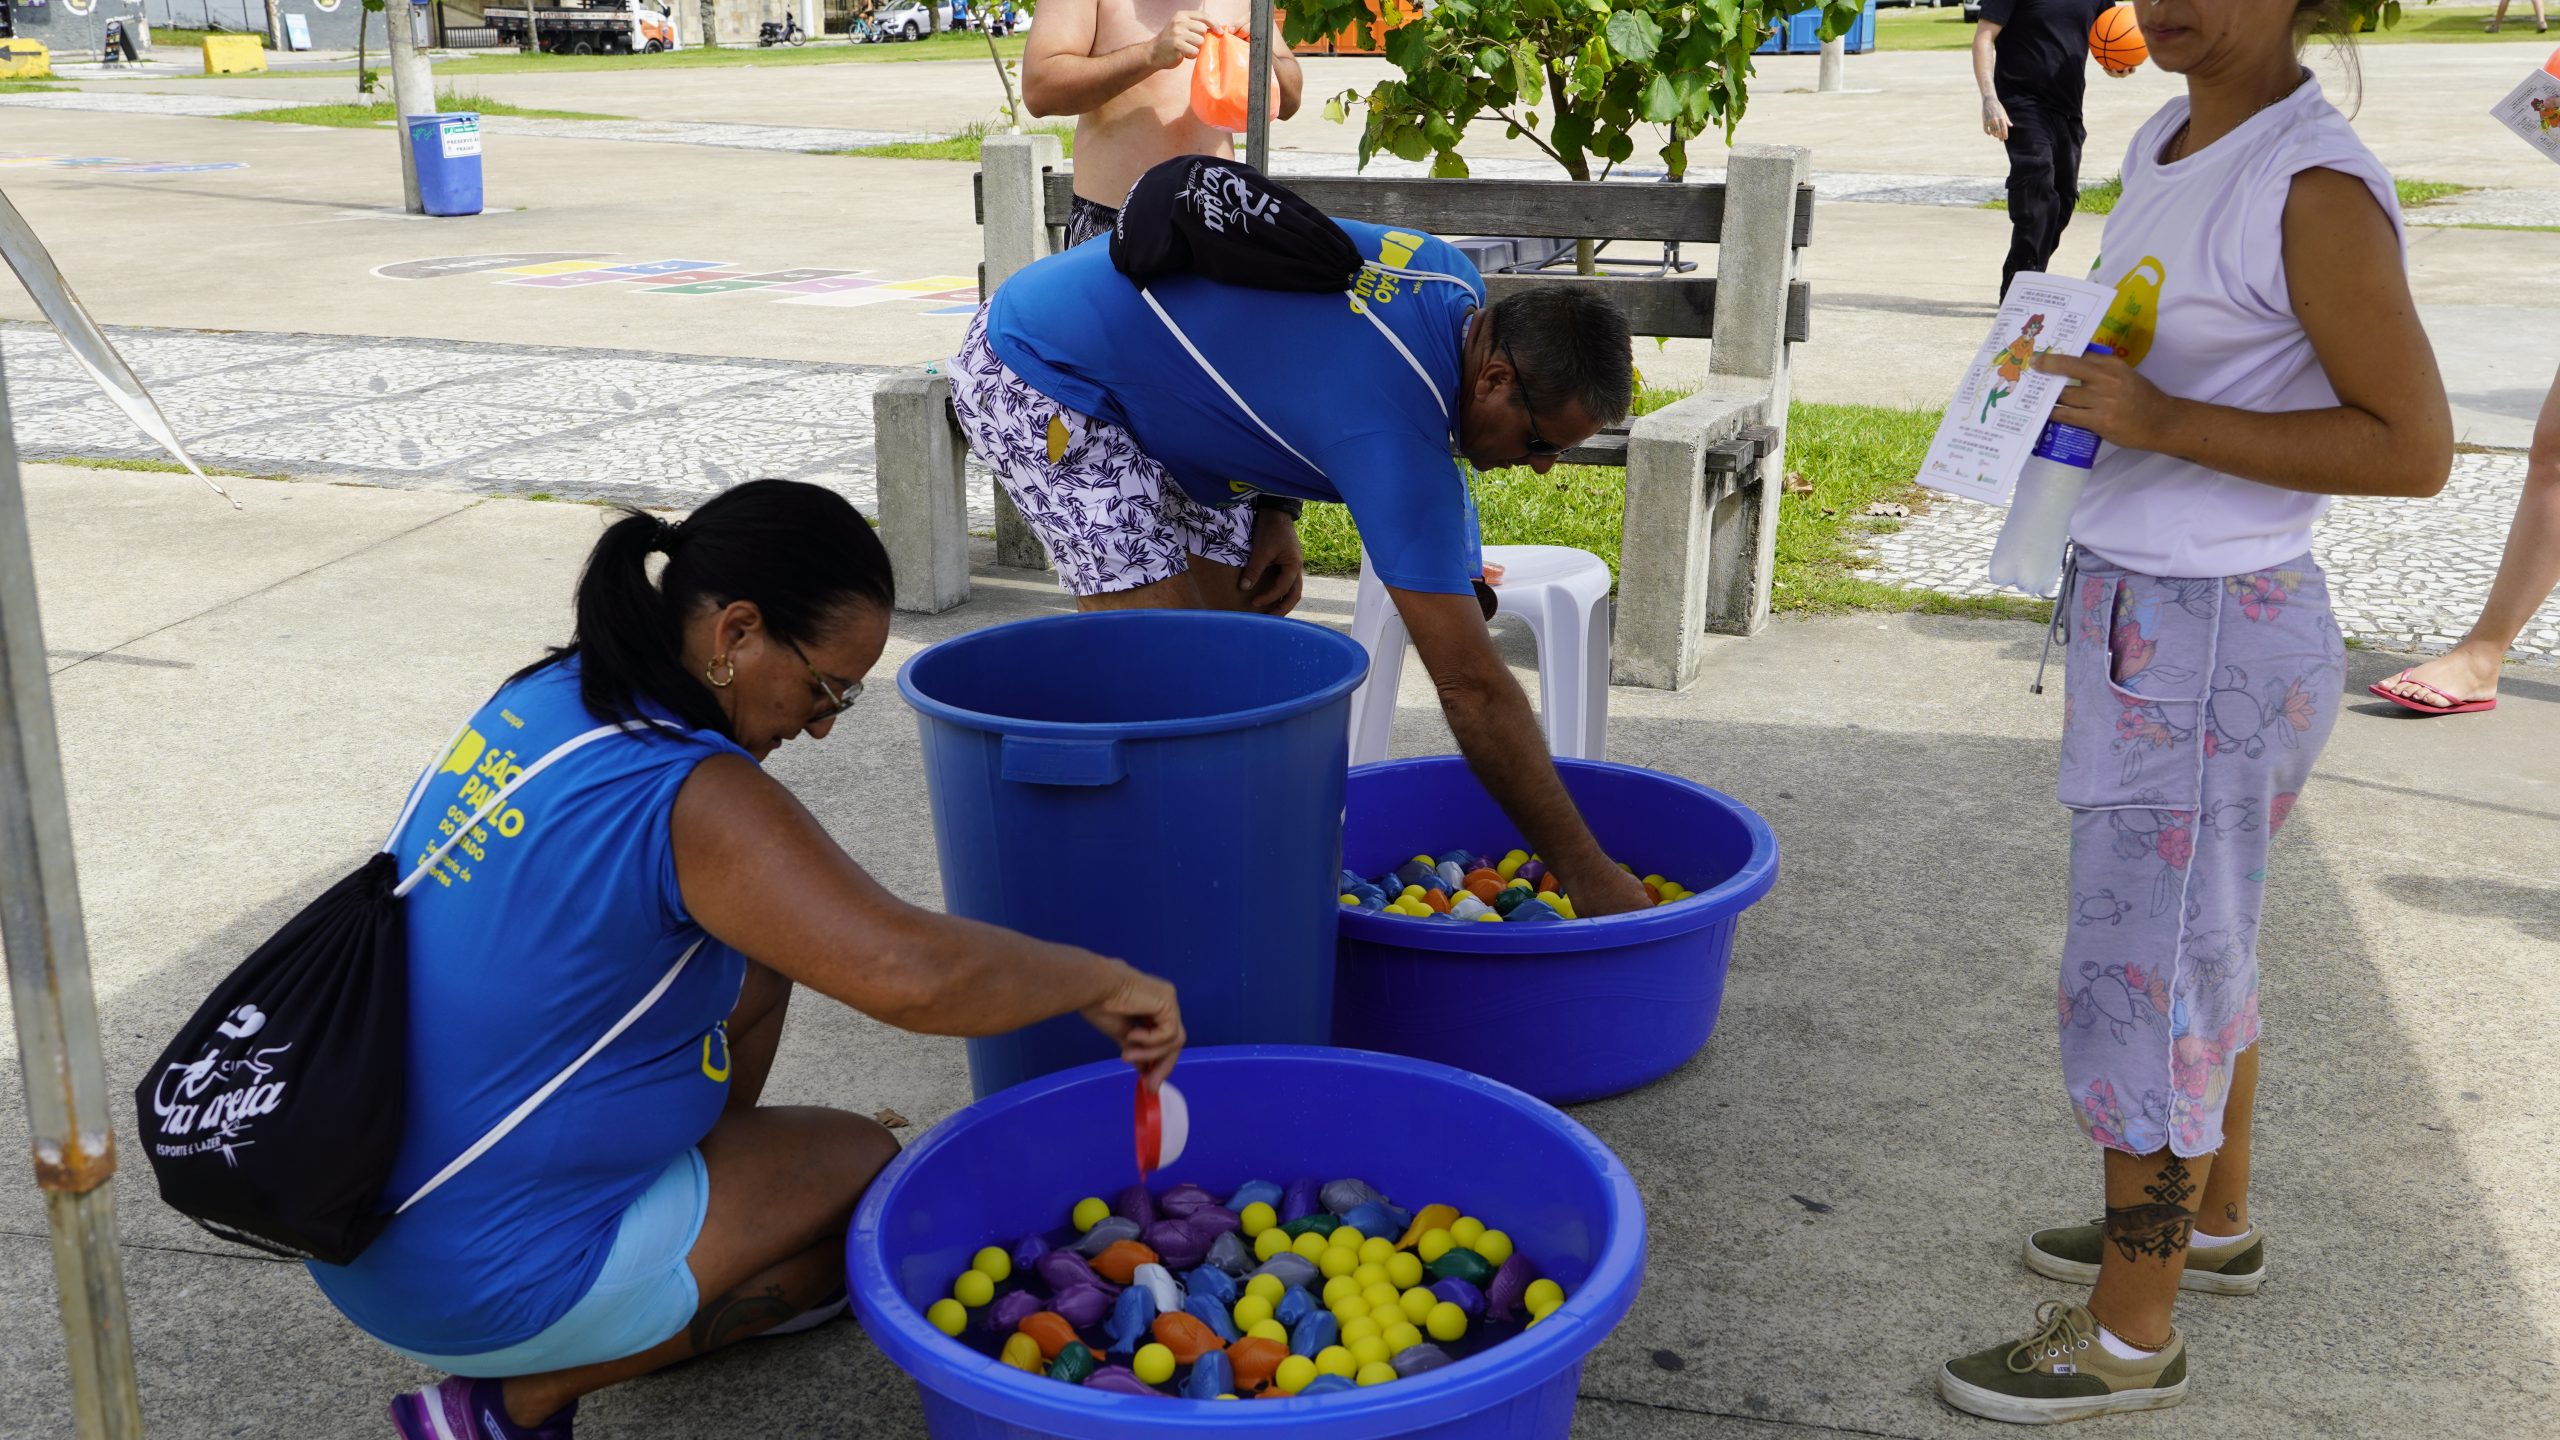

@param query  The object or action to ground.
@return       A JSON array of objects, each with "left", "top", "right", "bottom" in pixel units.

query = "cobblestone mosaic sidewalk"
[
  {"left": 1856, "top": 451, "right": 2560, "bottom": 662},
  {"left": 0, "top": 322, "right": 1017, "bottom": 524}
]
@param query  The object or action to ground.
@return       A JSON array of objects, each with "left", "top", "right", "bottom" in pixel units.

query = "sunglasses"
[
  {"left": 1498, "top": 337, "right": 1565, "bottom": 459},
  {"left": 784, "top": 637, "right": 862, "bottom": 721}
]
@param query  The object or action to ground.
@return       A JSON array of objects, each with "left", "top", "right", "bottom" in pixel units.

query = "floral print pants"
[
  {"left": 2056, "top": 552, "right": 2343, "bottom": 1158},
  {"left": 949, "top": 307, "right": 1254, "bottom": 596}
]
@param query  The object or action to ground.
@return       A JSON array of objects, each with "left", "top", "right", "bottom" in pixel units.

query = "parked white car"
[{"left": 871, "top": 0, "right": 952, "bottom": 39}]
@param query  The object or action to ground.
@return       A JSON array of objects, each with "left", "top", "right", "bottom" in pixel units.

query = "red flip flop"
[{"left": 2368, "top": 671, "right": 2498, "bottom": 716}]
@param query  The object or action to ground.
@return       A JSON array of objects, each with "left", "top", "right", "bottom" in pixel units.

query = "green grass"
[
  {"left": 226, "top": 28, "right": 1022, "bottom": 79},
  {"left": 0, "top": 79, "right": 66, "bottom": 93},
  {"left": 1303, "top": 394, "right": 2046, "bottom": 621},
  {"left": 1985, "top": 175, "right": 2468, "bottom": 214},
  {"left": 838, "top": 117, "right": 1071, "bottom": 161},
  {"left": 1878, "top": 3, "right": 2545, "bottom": 52},
  {"left": 43, "top": 454, "right": 276, "bottom": 480},
  {"left": 223, "top": 86, "right": 620, "bottom": 126}
]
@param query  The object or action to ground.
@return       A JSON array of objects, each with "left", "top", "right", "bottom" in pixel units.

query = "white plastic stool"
[{"left": 1346, "top": 544, "right": 1613, "bottom": 767}]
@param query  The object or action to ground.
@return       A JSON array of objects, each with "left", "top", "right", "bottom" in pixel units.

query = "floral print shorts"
[
  {"left": 2056, "top": 552, "right": 2344, "bottom": 1158},
  {"left": 949, "top": 307, "right": 1253, "bottom": 597}
]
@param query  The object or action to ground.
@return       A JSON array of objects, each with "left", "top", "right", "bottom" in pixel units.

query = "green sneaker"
[
  {"left": 2024, "top": 1220, "right": 2266, "bottom": 1295},
  {"left": 1938, "top": 1302, "right": 2188, "bottom": 1424}
]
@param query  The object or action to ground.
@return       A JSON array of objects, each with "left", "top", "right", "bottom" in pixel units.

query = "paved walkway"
[
  {"left": 4, "top": 464, "right": 2554, "bottom": 1440},
  {"left": 1857, "top": 451, "right": 2560, "bottom": 663},
  {"left": 6, "top": 89, "right": 2553, "bottom": 226}
]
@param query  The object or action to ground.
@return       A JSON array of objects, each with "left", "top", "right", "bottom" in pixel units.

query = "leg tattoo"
[
  {"left": 688, "top": 1282, "right": 798, "bottom": 1353},
  {"left": 2224, "top": 1202, "right": 2241, "bottom": 1226},
  {"left": 2109, "top": 1158, "right": 2198, "bottom": 1264}
]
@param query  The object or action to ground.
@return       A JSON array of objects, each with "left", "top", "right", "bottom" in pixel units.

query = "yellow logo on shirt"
[
  {"left": 701, "top": 1022, "right": 731, "bottom": 1082},
  {"left": 1350, "top": 230, "right": 1431, "bottom": 313}
]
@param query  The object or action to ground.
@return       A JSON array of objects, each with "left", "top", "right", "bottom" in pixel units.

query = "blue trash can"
[
  {"left": 406, "top": 112, "right": 483, "bottom": 217},
  {"left": 1780, "top": 1, "right": 1876, "bottom": 54},
  {"left": 899, "top": 611, "right": 1372, "bottom": 1099}
]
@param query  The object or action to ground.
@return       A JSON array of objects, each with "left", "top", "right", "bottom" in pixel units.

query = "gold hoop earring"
[{"left": 705, "top": 654, "right": 736, "bottom": 688}]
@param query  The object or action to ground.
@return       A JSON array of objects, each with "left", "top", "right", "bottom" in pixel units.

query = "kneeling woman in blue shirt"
[{"left": 309, "top": 479, "right": 1186, "bottom": 1440}]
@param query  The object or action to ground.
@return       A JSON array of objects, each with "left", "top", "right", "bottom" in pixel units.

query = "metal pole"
[
  {"left": 1244, "top": 0, "right": 1272, "bottom": 172},
  {"left": 0, "top": 281, "right": 147, "bottom": 1440},
  {"left": 385, "top": 0, "right": 434, "bottom": 211}
]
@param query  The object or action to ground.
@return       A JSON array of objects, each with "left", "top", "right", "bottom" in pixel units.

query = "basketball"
[{"left": 2091, "top": 5, "right": 2147, "bottom": 70}]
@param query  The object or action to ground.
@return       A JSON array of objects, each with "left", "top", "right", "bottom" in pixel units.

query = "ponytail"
[{"left": 514, "top": 480, "right": 896, "bottom": 740}]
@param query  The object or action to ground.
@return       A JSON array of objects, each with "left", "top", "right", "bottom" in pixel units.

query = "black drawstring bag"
[
  {"left": 1110, "top": 156, "right": 1363, "bottom": 294},
  {"left": 133, "top": 718, "right": 691, "bottom": 1265},
  {"left": 133, "top": 854, "right": 407, "bottom": 1264}
]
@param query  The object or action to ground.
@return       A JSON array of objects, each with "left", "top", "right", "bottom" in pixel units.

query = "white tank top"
[{"left": 2068, "top": 74, "right": 2404, "bottom": 579}]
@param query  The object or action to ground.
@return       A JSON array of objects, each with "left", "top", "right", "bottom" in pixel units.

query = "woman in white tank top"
[{"left": 1937, "top": 1, "right": 2453, "bottom": 1425}]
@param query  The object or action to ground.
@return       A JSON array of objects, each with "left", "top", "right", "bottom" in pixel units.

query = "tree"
[
  {"left": 1287, "top": 0, "right": 2433, "bottom": 189},
  {"left": 1282, "top": 0, "right": 1868, "bottom": 187}
]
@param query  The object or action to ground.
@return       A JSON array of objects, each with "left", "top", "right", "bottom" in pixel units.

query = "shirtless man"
[{"left": 1021, "top": 0, "right": 1305, "bottom": 246}]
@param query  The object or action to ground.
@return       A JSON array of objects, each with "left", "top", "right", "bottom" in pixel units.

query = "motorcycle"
[{"left": 757, "top": 13, "right": 807, "bottom": 45}]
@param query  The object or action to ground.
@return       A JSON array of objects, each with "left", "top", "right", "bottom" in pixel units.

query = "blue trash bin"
[
  {"left": 1780, "top": 1, "right": 1876, "bottom": 54},
  {"left": 406, "top": 112, "right": 483, "bottom": 217},
  {"left": 899, "top": 611, "right": 1372, "bottom": 1099}
]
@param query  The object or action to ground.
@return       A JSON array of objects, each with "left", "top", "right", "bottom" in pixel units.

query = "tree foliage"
[
  {"left": 1285, "top": 0, "right": 2433, "bottom": 186},
  {"left": 1282, "top": 0, "right": 1866, "bottom": 183}
]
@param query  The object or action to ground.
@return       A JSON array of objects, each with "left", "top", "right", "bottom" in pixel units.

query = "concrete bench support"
[
  {"left": 873, "top": 371, "right": 973, "bottom": 614},
  {"left": 1610, "top": 144, "right": 1810, "bottom": 690}
]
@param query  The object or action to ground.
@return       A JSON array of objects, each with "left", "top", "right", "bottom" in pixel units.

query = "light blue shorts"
[{"left": 391, "top": 1148, "right": 709, "bottom": 1377}]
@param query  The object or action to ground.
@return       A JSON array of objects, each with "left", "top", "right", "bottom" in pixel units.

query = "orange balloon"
[
  {"left": 2090, "top": 5, "right": 2146, "bottom": 70},
  {"left": 1226, "top": 1336, "right": 1290, "bottom": 1394},
  {"left": 1089, "top": 1239, "right": 1159, "bottom": 1285},
  {"left": 1152, "top": 1312, "right": 1225, "bottom": 1365},
  {"left": 1017, "top": 1311, "right": 1078, "bottom": 1361}
]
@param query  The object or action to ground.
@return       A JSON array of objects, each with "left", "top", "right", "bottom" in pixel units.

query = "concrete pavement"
[{"left": 1, "top": 464, "right": 2553, "bottom": 1438}]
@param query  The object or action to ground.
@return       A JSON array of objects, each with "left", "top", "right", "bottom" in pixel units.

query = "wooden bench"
[{"left": 874, "top": 133, "right": 1814, "bottom": 690}]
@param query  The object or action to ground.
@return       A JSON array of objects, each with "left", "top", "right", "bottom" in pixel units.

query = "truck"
[{"left": 484, "top": 0, "right": 679, "bottom": 54}]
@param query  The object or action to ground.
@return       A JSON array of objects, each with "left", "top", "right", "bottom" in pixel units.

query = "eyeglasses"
[
  {"left": 1499, "top": 337, "right": 1565, "bottom": 459},
  {"left": 784, "top": 637, "right": 862, "bottom": 721}
]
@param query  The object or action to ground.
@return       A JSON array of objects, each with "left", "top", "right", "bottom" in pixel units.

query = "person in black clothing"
[{"left": 1975, "top": 0, "right": 2134, "bottom": 299}]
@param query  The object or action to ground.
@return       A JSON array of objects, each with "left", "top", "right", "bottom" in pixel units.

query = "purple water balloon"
[
  {"left": 989, "top": 1290, "right": 1046, "bottom": 1337},
  {"left": 1157, "top": 1182, "right": 1218, "bottom": 1218},
  {"left": 1037, "top": 1249, "right": 1104, "bottom": 1294},
  {"left": 1052, "top": 1282, "right": 1112, "bottom": 1329},
  {"left": 1485, "top": 1253, "right": 1539, "bottom": 1321},
  {"left": 1279, "top": 1178, "right": 1322, "bottom": 1223},
  {"left": 1430, "top": 1278, "right": 1486, "bottom": 1322},
  {"left": 1113, "top": 1183, "right": 1159, "bottom": 1230},
  {"left": 1082, "top": 1365, "right": 1164, "bottom": 1397},
  {"left": 1181, "top": 1204, "right": 1241, "bottom": 1239},
  {"left": 1010, "top": 1233, "right": 1052, "bottom": 1273},
  {"left": 1142, "top": 1219, "right": 1210, "bottom": 1270}
]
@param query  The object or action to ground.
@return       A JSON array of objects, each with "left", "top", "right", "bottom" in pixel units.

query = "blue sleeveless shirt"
[{"left": 308, "top": 656, "right": 751, "bottom": 1355}]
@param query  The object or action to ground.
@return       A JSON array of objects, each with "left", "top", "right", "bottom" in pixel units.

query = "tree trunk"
[
  {"left": 264, "top": 0, "right": 284, "bottom": 47},
  {"left": 355, "top": 2, "right": 370, "bottom": 94}
]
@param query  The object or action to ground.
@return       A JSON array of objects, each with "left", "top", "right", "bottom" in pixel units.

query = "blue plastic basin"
[
  {"left": 1334, "top": 758, "right": 1779, "bottom": 1104},
  {"left": 901, "top": 611, "right": 1371, "bottom": 1099},
  {"left": 847, "top": 1045, "right": 1646, "bottom": 1439}
]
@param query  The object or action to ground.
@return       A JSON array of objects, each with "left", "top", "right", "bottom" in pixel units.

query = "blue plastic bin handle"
[{"left": 998, "top": 735, "right": 1125, "bottom": 787}]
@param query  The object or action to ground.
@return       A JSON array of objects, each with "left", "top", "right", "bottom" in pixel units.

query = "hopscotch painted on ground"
[
  {"left": 376, "top": 253, "right": 981, "bottom": 315},
  {"left": 1, "top": 151, "right": 248, "bottom": 176}
]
